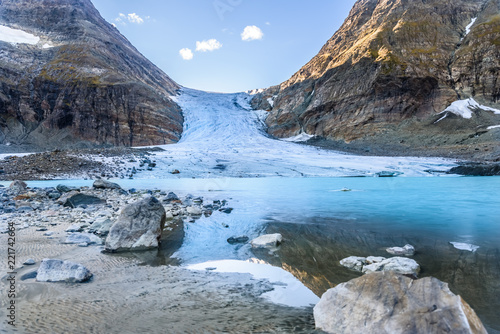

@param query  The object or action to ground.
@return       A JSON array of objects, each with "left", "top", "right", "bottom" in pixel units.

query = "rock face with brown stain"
[
  {"left": 255, "top": 0, "right": 500, "bottom": 161},
  {"left": 0, "top": 0, "right": 183, "bottom": 150},
  {"left": 314, "top": 272, "right": 488, "bottom": 334}
]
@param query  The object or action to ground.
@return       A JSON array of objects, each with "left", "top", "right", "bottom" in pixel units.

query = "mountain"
[
  {"left": 0, "top": 0, "right": 183, "bottom": 150},
  {"left": 253, "top": 0, "right": 500, "bottom": 161}
]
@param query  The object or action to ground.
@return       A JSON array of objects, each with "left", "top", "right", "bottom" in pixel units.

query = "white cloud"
[
  {"left": 115, "top": 13, "right": 145, "bottom": 25},
  {"left": 195, "top": 39, "right": 222, "bottom": 52},
  {"left": 241, "top": 25, "right": 264, "bottom": 41},
  {"left": 179, "top": 48, "right": 194, "bottom": 60}
]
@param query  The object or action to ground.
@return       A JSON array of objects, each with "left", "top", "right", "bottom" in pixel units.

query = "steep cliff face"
[
  {"left": 0, "top": 0, "right": 183, "bottom": 150},
  {"left": 256, "top": 0, "right": 500, "bottom": 160}
]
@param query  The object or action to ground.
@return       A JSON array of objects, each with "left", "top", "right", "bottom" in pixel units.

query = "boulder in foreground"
[
  {"left": 105, "top": 196, "right": 166, "bottom": 252},
  {"left": 314, "top": 272, "right": 487, "bottom": 334},
  {"left": 36, "top": 259, "right": 92, "bottom": 283}
]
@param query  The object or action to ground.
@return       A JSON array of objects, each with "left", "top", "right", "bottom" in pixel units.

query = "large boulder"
[
  {"left": 105, "top": 196, "right": 166, "bottom": 252},
  {"left": 93, "top": 179, "right": 122, "bottom": 190},
  {"left": 36, "top": 259, "right": 92, "bottom": 283},
  {"left": 9, "top": 180, "right": 27, "bottom": 195},
  {"left": 61, "top": 193, "right": 106, "bottom": 208},
  {"left": 314, "top": 272, "right": 487, "bottom": 334}
]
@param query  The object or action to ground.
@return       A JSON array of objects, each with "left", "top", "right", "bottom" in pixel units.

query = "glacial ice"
[{"left": 132, "top": 88, "right": 456, "bottom": 178}]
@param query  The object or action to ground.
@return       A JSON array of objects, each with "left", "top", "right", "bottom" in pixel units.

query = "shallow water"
[{"left": 7, "top": 176, "right": 499, "bottom": 332}]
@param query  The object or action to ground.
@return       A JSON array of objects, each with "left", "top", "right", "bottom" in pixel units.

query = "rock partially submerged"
[
  {"left": 314, "top": 272, "right": 487, "bottom": 334},
  {"left": 386, "top": 244, "right": 415, "bottom": 256},
  {"left": 340, "top": 255, "right": 420, "bottom": 277},
  {"left": 450, "top": 242, "right": 480, "bottom": 252},
  {"left": 93, "top": 179, "right": 122, "bottom": 190},
  {"left": 105, "top": 196, "right": 166, "bottom": 252},
  {"left": 36, "top": 259, "right": 93, "bottom": 283},
  {"left": 251, "top": 234, "right": 283, "bottom": 248}
]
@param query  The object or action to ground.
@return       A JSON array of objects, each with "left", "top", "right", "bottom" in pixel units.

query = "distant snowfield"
[
  {"left": 134, "top": 88, "right": 456, "bottom": 178},
  {"left": 0, "top": 24, "right": 40, "bottom": 45}
]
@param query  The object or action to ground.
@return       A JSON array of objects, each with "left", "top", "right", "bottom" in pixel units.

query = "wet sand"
[{"left": 0, "top": 219, "right": 320, "bottom": 333}]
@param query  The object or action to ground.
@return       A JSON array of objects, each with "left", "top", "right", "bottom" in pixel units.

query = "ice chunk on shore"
[
  {"left": 188, "top": 259, "right": 319, "bottom": 307},
  {"left": 281, "top": 132, "right": 315, "bottom": 142},
  {"left": 450, "top": 242, "right": 479, "bottom": 252}
]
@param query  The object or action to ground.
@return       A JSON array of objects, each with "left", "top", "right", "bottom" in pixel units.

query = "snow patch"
[
  {"left": 439, "top": 98, "right": 500, "bottom": 119},
  {"left": 487, "top": 125, "right": 500, "bottom": 130},
  {"left": 281, "top": 132, "right": 315, "bottom": 142},
  {"left": 465, "top": 17, "right": 477, "bottom": 37},
  {"left": 267, "top": 97, "right": 274, "bottom": 108},
  {"left": 450, "top": 242, "right": 479, "bottom": 252},
  {"left": 247, "top": 88, "right": 265, "bottom": 95},
  {"left": 188, "top": 259, "right": 319, "bottom": 307},
  {"left": 0, "top": 25, "right": 40, "bottom": 45}
]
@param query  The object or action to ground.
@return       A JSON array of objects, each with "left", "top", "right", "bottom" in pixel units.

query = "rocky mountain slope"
[
  {"left": 0, "top": 0, "right": 182, "bottom": 150},
  {"left": 253, "top": 0, "right": 500, "bottom": 161}
]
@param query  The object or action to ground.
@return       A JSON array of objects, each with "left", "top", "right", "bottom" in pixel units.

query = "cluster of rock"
[
  {"left": 0, "top": 147, "right": 164, "bottom": 181},
  {"left": 340, "top": 255, "right": 420, "bottom": 277},
  {"left": 0, "top": 179, "right": 231, "bottom": 281}
]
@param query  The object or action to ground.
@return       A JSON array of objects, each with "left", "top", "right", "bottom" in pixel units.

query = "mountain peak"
[
  {"left": 256, "top": 0, "right": 500, "bottom": 161},
  {"left": 0, "top": 0, "right": 182, "bottom": 150}
]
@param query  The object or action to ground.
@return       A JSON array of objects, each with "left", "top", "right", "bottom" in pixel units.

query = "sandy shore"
[{"left": 0, "top": 203, "right": 319, "bottom": 334}]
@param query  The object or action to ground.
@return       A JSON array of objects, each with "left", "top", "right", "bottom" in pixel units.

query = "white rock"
[
  {"left": 65, "top": 233, "right": 102, "bottom": 245},
  {"left": 366, "top": 256, "right": 386, "bottom": 264},
  {"left": 450, "top": 242, "right": 479, "bottom": 252},
  {"left": 250, "top": 233, "right": 283, "bottom": 248},
  {"left": 386, "top": 244, "right": 415, "bottom": 256},
  {"left": 186, "top": 206, "right": 203, "bottom": 216},
  {"left": 65, "top": 223, "right": 84, "bottom": 232},
  {"left": 36, "top": 259, "right": 92, "bottom": 283},
  {"left": 362, "top": 257, "right": 420, "bottom": 277},
  {"left": 340, "top": 256, "right": 367, "bottom": 271}
]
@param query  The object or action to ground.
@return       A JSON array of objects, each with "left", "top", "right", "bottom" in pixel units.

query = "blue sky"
[{"left": 91, "top": 0, "right": 357, "bottom": 93}]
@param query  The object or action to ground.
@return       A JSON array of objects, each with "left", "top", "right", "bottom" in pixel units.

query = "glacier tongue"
[{"left": 141, "top": 88, "right": 455, "bottom": 178}]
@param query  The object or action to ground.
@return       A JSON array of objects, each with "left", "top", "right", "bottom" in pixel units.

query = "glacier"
[{"left": 136, "top": 88, "right": 455, "bottom": 178}]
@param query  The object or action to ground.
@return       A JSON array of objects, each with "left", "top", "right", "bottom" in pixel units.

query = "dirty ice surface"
[{"left": 140, "top": 88, "right": 454, "bottom": 178}]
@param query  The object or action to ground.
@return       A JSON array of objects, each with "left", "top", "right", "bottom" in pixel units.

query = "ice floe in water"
[
  {"left": 450, "top": 242, "right": 479, "bottom": 252},
  {"left": 188, "top": 259, "right": 319, "bottom": 307},
  {"left": 134, "top": 88, "right": 455, "bottom": 178}
]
